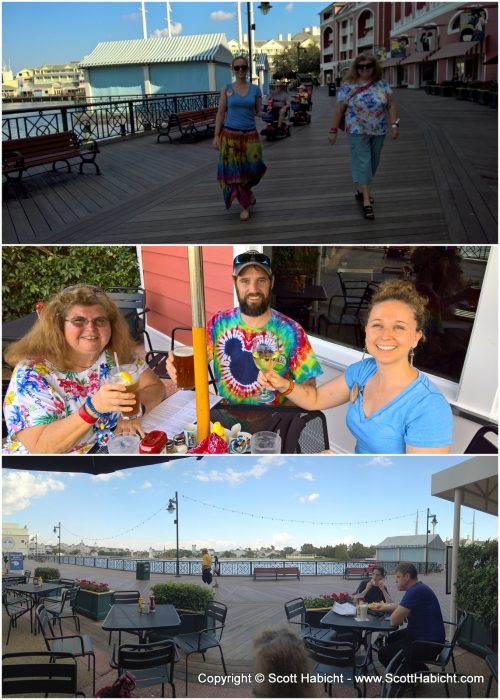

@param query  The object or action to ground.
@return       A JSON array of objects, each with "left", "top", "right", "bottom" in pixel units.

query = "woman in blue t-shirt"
[
  {"left": 214, "top": 55, "right": 267, "bottom": 221},
  {"left": 259, "top": 280, "right": 453, "bottom": 454}
]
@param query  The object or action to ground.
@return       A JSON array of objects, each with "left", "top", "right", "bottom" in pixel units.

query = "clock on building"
[{"left": 3, "top": 537, "right": 15, "bottom": 550}]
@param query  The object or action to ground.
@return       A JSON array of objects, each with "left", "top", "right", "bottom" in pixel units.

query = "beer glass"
[
  {"left": 110, "top": 364, "right": 142, "bottom": 419},
  {"left": 251, "top": 337, "right": 278, "bottom": 403},
  {"left": 172, "top": 346, "right": 195, "bottom": 389}
]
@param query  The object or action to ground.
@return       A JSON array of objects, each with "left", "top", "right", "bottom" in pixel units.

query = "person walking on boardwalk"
[
  {"left": 201, "top": 548, "right": 213, "bottom": 585},
  {"left": 214, "top": 55, "right": 267, "bottom": 221},
  {"left": 328, "top": 53, "right": 399, "bottom": 220},
  {"left": 212, "top": 555, "right": 220, "bottom": 588}
]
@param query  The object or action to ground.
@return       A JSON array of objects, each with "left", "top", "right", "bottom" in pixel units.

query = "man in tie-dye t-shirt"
[{"left": 168, "top": 251, "right": 322, "bottom": 404}]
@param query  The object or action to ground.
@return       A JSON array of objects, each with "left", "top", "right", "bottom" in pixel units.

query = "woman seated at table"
[
  {"left": 3, "top": 285, "right": 165, "bottom": 454},
  {"left": 353, "top": 566, "right": 393, "bottom": 604},
  {"left": 259, "top": 280, "right": 453, "bottom": 454}
]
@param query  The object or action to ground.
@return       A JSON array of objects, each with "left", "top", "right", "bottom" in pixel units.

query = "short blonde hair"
[
  {"left": 4, "top": 285, "right": 137, "bottom": 370},
  {"left": 344, "top": 52, "right": 383, "bottom": 84}
]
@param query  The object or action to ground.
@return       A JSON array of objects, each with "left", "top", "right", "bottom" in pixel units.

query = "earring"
[{"left": 409, "top": 347, "right": 415, "bottom": 367}]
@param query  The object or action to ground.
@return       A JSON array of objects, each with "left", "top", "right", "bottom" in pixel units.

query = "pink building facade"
[{"left": 320, "top": 2, "right": 498, "bottom": 88}]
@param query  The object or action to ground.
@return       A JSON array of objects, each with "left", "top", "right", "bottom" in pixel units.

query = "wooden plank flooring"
[{"left": 3, "top": 88, "right": 497, "bottom": 244}]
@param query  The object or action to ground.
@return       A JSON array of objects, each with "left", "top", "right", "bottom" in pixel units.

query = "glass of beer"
[
  {"left": 172, "top": 346, "right": 195, "bottom": 389},
  {"left": 110, "top": 364, "right": 142, "bottom": 419},
  {"left": 252, "top": 338, "right": 279, "bottom": 403}
]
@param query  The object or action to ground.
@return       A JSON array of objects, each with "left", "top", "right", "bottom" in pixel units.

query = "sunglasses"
[
  {"left": 65, "top": 316, "right": 110, "bottom": 328},
  {"left": 62, "top": 284, "right": 106, "bottom": 295},
  {"left": 358, "top": 63, "right": 375, "bottom": 70},
  {"left": 233, "top": 64, "right": 248, "bottom": 71},
  {"left": 234, "top": 252, "right": 271, "bottom": 267}
]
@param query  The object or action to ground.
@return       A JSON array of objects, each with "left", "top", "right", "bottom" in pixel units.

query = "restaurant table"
[
  {"left": 102, "top": 603, "right": 181, "bottom": 643},
  {"left": 320, "top": 609, "right": 398, "bottom": 635},
  {"left": 273, "top": 284, "right": 328, "bottom": 303},
  {"left": 3, "top": 581, "right": 64, "bottom": 634}
]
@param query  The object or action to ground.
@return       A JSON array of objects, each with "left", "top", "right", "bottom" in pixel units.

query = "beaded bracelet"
[
  {"left": 282, "top": 379, "right": 295, "bottom": 396},
  {"left": 85, "top": 396, "right": 113, "bottom": 447},
  {"left": 85, "top": 396, "right": 109, "bottom": 420}
]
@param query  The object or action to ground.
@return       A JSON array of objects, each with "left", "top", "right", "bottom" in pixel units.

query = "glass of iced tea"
[
  {"left": 252, "top": 338, "right": 278, "bottom": 403},
  {"left": 172, "top": 346, "right": 195, "bottom": 389},
  {"left": 110, "top": 364, "right": 142, "bottom": 419}
]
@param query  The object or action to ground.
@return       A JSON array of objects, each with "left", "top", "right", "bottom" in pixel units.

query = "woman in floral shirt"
[
  {"left": 3, "top": 285, "right": 165, "bottom": 454},
  {"left": 328, "top": 53, "right": 399, "bottom": 220}
]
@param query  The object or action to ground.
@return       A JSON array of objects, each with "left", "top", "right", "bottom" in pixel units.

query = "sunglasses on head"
[
  {"left": 233, "top": 64, "right": 248, "bottom": 71},
  {"left": 62, "top": 284, "right": 106, "bottom": 295},
  {"left": 233, "top": 251, "right": 272, "bottom": 273},
  {"left": 358, "top": 62, "right": 375, "bottom": 70}
]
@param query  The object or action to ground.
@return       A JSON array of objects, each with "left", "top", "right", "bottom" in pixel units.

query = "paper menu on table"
[{"left": 141, "top": 392, "right": 222, "bottom": 438}]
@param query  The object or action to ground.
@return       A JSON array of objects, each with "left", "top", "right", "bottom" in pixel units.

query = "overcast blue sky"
[
  {"left": 3, "top": 1, "right": 326, "bottom": 73},
  {"left": 3, "top": 455, "right": 497, "bottom": 553}
]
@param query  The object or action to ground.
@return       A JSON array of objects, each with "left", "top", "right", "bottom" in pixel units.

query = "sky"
[
  {"left": 2, "top": 455, "right": 497, "bottom": 553},
  {"left": 2, "top": 1, "right": 326, "bottom": 74}
]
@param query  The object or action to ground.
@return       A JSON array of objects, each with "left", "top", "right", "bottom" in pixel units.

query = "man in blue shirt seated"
[{"left": 378, "top": 561, "right": 445, "bottom": 670}]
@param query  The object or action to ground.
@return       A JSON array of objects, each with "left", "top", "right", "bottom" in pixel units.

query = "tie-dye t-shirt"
[
  {"left": 336, "top": 80, "right": 392, "bottom": 135},
  {"left": 3, "top": 350, "right": 146, "bottom": 455},
  {"left": 206, "top": 308, "right": 322, "bottom": 405}
]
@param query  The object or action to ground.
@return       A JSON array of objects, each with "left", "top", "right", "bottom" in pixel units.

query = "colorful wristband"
[
  {"left": 85, "top": 396, "right": 109, "bottom": 420},
  {"left": 329, "top": 128, "right": 338, "bottom": 133},
  {"left": 78, "top": 404, "right": 97, "bottom": 424},
  {"left": 282, "top": 379, "right": 295, "bottom": 396}
]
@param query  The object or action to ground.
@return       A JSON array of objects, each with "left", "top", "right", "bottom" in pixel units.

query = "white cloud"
[
  {"left": 367, "top": 456, "right": 393, "bottom": 467},
  {"left": 272, "top": 532, "right": 296, "bottom": 547},
  {"left": 194, "top": 461, "right": 272, "bottom": 485},
  {"left": 122, "top": 12, "right": 141, "bottom": 22},
  {"left": 299, "top": 493, "right": 320, "bottom": 503},
  {"left": 2, "top": 472, "right": 65, "bottom": 514},
  {"left": 90, "top": 471, "right": 126, "bottom": 482},
  {"left": 256, "top": 456, "right": 286, "bottom": 467},
  {"left": 293, "top": 471, "right": 314, "bottom": 481},
  {"left": 286, "top": 3, "right": 294, "bottom": 11},
  {"left": 141, "top": 481, "right": 153, "bottom": 489},
  {"left": 210, "top": 10, "right": 236, "bottom": 21},
  {"left": 152, "top": 23, "right": 183, "bottom": 38},
  {"left": 129, "top": 489, "right": 137, "bottom": 494}
]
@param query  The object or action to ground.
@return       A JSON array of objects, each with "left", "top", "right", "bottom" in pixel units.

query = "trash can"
[
  {"left": 136, "top": 561, "right": 150, "bottom": 580},
  {"left": 328, "top": 83, "right": 337, "bottom": 97}
]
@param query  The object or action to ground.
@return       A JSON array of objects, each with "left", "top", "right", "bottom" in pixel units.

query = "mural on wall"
[
  {"left": 390, "top": 36, "right": 408, "bottom": 58},
  {"left": 374, "top": 46, "right": 388, "bottom": 61},
  {"left": 415, "top": 27, "right": 438, "bottom": 52},
  {"left": 460, "top": 8, "right": 487, "bottom": 42}
]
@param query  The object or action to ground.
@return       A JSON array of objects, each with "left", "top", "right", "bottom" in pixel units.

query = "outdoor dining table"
[
  {"left": 3, "top": 581, "right": 64, "bottom": 634},
  {"left": 102, "top": 603, "right": 181, "bottom": 644},
  {"left": 320, "top": 609, "right": 398, "bottom": 635}
]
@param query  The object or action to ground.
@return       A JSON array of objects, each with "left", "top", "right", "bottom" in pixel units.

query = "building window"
[
  {"left": 405, "top": 3, "right": 413, "bottom": 17},
  {"left": 264, "top": 246, "right": 491, "bottom": 386}
]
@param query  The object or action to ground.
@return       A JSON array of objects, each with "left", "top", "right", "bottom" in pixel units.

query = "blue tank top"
[{"left": 224, "top": 83, "right": 261, "bottom": 131}]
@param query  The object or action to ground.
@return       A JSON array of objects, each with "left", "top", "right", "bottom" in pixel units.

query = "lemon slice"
[{"left": 117, "top": 370, "right": 133, "bottom": 384}]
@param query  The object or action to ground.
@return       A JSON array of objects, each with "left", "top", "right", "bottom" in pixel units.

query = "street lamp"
[
  {"left": 424, "top": 508, "right": 438, "bottom": 575},
  {"left": 30, "top": 535, "right": 38, "bottom": 560},
  {"left": 53, "top": 522, "right": 61, "bottom": 564},
  {"left": 167, "top": 493, "right": 180, "bottom": 577},
  {"left": 246, "top": 2, "right": 273, "bottom": 85}
]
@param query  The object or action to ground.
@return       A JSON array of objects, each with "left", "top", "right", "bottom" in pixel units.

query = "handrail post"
[
  {"left": 61, "top": 107, "right": 69, "bottom": 132},
  {"left": 128, "top": 101, "right": 135, "bottom": 134}
]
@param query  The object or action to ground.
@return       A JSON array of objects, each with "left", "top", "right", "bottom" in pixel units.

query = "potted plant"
[
  {"left": 74, "top": 579, "right": 113, "bottom": 621},
  {"left": 34, "top": 566, "right": 60, "bottom": 581},
  {"left": 456, "top": 540, "right": 497, "bottom": 657},
  {"left": 440, "top": 80, "right": 454, "bottom": 97},
  {"left": 148, "top": 582, "right": 215, "bottom": 640}
]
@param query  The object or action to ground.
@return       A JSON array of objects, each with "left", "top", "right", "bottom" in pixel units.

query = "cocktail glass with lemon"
[{"left": 110, "top": 364, "right": 141, "bottom": 419}]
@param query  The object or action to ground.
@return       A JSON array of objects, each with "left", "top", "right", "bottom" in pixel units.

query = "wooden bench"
[
  {"left": 343, "top": 567, "right": 371, "bottom": 579},
  {"left": 253, "top": 567, "right": 300, "bottom": 581},
  {"left": 3, "top": 130, "right": 100, "bottom": 197},
  {"left": 156, "top": 107, "right": 218, "bottom": 144}
]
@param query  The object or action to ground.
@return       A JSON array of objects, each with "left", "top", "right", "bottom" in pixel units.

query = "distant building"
[
  {"left": 2, "top": 522, "right": 29, "bottom": 558},
  {"left": 3, "top": 62, "right": 85, "bottom": 98},
  {"left": 79, "top": 34, "right": 234, "bottom": 99},
  {"left": 376, "top": 534, "right": 445, "bottom": 568}
]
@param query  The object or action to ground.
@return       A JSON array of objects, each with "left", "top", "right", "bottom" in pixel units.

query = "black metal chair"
[
  {"left": 106, "top": 286, "right": 152, "bottom": 351},
  {"left": 2, "top": 651, "right": 85, "bottom": 697},
  {"left": 23, "top": 569, "right": 31, "bottom": 583},
  {"left": 108, "top": 590, "right": 141, "bottom": 645},
  {"left": 304, "top": 635, "right": 369, "bottom": 697},
  {"left": 111, "top": 640, "right": 178, "bottom": 697},
  {"left": 284, "top": 598, "right": 337, "bottom": 642},
  {"left": 409, "top": 612, "right": 469, "bottom": 698},
  {"left": 36, "top": 603, "right": 96, "bottom": 696},
  {"left": 464, "top": 424, "right": 498, "bottom": 454},
  {"left": 173, "top": 601, "right": 227, "bottom": 695},
  {"left": 43, "top": 586, "right": 81, "bottom": 634},
  {"left": 2, "top": 592, "right": 32, "bottom": 644},
  {"left": 379, "top": 649, "right": 407, "bottom": 698},
  {"left": 319, "top": 273, "right": 378, "bottom": 342}
]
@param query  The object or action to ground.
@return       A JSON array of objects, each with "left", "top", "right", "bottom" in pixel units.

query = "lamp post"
[
  {"left": 245, "top": 2, "right": 273, "bottom": 85},
  {"left": 424, "top": 508, "right": 438, "bottom": 575},
  {"left": 53, "top": 523, "right": 61, "bottom": 564},
  {"left": 167, "top": 493, "right": 180, "bottom": 577},
  {"left": 30, "top": 535, "right": 38, "bottom": 560},
  {"left": 296, "top": 42, "right": 303, "bottom": 73}
]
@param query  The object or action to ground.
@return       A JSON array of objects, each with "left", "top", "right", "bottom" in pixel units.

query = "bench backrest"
[
  {"left": 202, "top": 107, "right": 218, "bottom": 119},
  {"left": 4, "top": 131, "right": 79, "bottom": 157}
]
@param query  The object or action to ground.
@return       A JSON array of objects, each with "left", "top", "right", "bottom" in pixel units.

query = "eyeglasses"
[
  {"left": 65, "top": 316, "right": 110, "bottom": 328},
  {"left": 233, "top": 64, "right": 248, "bottom": 71},
  {"left": 62, "top": 284, "right": 106, "bottom": 295},
  {"left": 357, "top": 63, "right": 375, "bottom": 70},
  {"left": 233, "top": 251, "right": 272, "bottom": 275}
]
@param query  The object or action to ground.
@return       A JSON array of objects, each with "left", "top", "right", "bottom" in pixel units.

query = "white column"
[
  {"left": 143, "top": 65, "right": 151, "bottom": 96},
  {"left": 237, "top": 2, "right": 243, "bottom": 48},
  {"left": 83, "top": 69, "right": 93, "bottom": 99},
  {"left": 208, "top": 62, "right": 217, "bottom": 92},
  {"left": 450, "top": 488, "right": 462, "bottom": 623}
]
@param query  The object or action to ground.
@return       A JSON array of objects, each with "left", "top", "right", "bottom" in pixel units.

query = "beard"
[{"left": 237, "top": 289, "right": 271, "bottom": 317}]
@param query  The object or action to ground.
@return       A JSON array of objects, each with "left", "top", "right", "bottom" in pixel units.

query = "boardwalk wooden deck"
[{"left": 3, "top": 88, "right": 497, "bottom": 244}]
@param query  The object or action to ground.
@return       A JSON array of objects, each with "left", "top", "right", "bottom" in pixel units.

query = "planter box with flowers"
[
  {"left": 74, "top": 580, "right": 113, "bottom": 621},
  {"left": 304, "top": 592, "right": 355, "bottom": 627}
]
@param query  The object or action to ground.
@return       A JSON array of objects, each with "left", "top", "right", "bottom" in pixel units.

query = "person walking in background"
[
  {"left": 201, "top": 548, "right": 213, "bottom": 585},
  {"left": 213, "top": 555, "right": 220, "bottom": 588},
  {"left": 328, "top": 53, "right": 399, "bottom": 220},
  {"left": 214, "top": 55, "right": 267, "bottom": 222}
]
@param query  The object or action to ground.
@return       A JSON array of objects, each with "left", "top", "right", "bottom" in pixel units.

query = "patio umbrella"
[
  {"left": 2, "top": 455, "right": 197, "bottom": 475},
  {"left": 187, "top": 246, "right": 210, "bottom": 442}
]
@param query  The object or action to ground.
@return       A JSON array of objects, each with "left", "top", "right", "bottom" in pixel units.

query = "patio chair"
[
  {"left": 23, "top": 569, "right": 31, "bottom": 583},
  {"left": 284, "top": 598, "right": 337, "bottom": 642},
  {"left": 2, "top": 651, "right": 85, "bottom": 697},
  {"left": 409, "top": 612, "right": 469, "bottom": 698},
  {"left": 173, "top": 601, "right": 228, "bottom": 695},
  {"left": 486, "top": 621, "right": 498, "bottom": 697},
  {"left": 108, "top": 590, "right": 141, "bottom": 645},
  {"left": 36, "top": 603, "right": 96, "bottom": 696},
  {"left": 2, "top": 592, "right": 32, "bottom": 644},
  {"left": 110, "top": 640, "right": 178, "bottom": 698},
  {"left": 304, "top": 635, "right": 370, "bottom": 697},
  {"left": 379, "top": 649, "right": 407, "bottom": 698},
  {"left": 105, "top": 286, "right": 152, "bottom": 351},
  {"left": 464, "top": 424, "right": 498, "bottom": 454},
  {"left": 319, "top": 273, "right": 378, "bottom": 341},
  {"left": 43, "top": 586, "right": 81, "bottom": 634}
]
